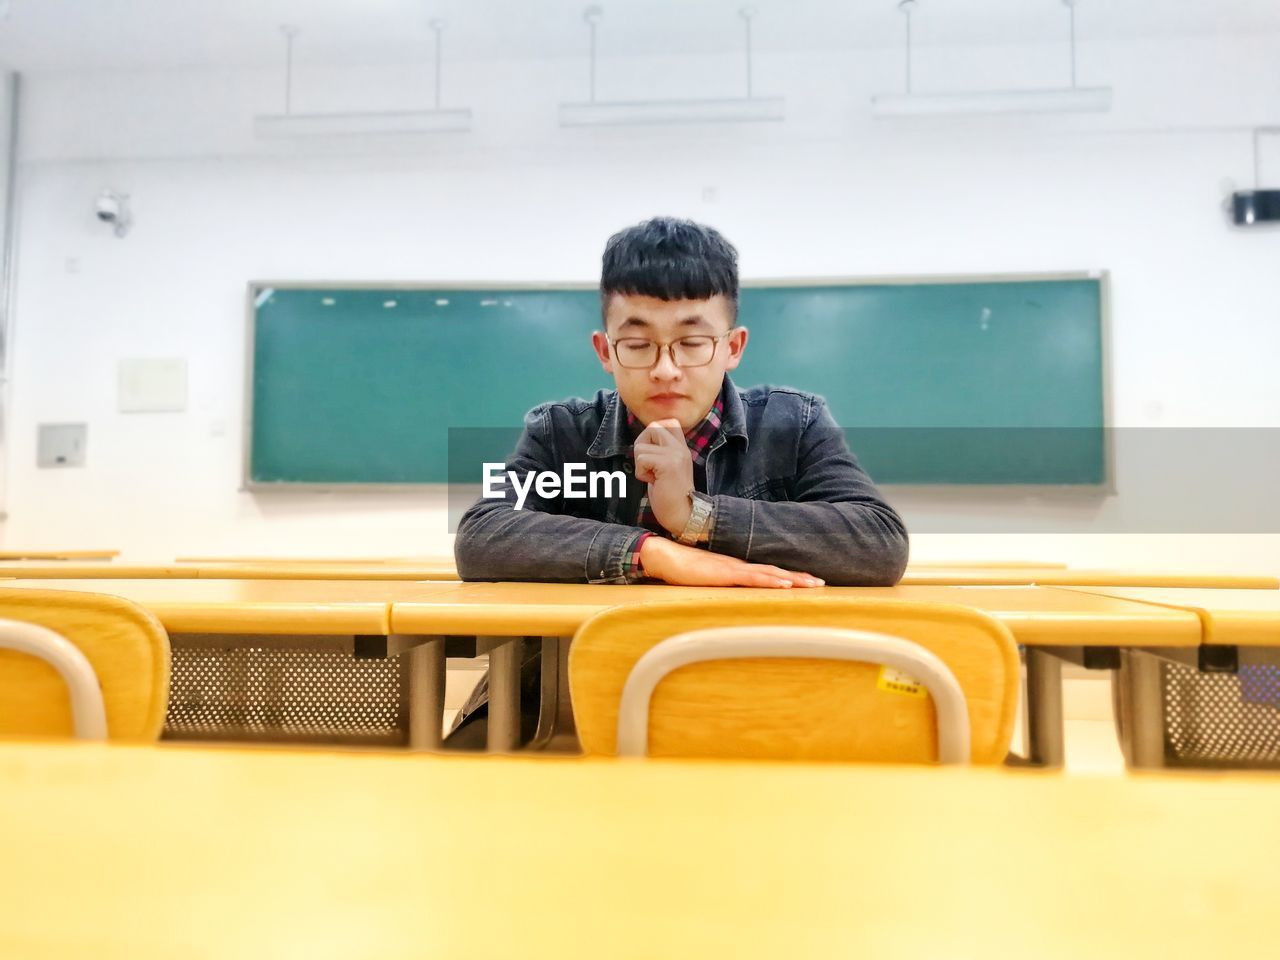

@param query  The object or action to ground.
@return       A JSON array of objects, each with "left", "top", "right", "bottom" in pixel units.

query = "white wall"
[
  {"left": 6, "top": 34, "right": 1280, "bottom": 567},
  {"left": 0, "top": 72, "right": 16, "bottom": 523}
]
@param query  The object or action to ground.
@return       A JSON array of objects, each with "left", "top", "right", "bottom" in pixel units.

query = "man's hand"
[
  {"left": 640, "top": 536, "right": 824, "bottom": 588},
  {"left": 633, "top": 418, "right": 695, "bottom": 535}
]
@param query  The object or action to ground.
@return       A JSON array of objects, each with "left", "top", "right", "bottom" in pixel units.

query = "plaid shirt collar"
[{"left": 624, "top": 392, "right": 725, "bottom": 466}]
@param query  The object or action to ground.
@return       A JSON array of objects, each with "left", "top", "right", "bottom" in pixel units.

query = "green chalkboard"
[{"left": 247, "top": 276, "right": 1106, "bottom": 486}]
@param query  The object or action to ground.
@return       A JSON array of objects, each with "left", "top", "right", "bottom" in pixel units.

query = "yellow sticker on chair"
[{"left": 877, "top": 666, "right": 927, "bottom": 698}]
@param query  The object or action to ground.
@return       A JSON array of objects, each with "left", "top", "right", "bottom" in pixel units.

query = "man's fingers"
[
  {"left": 734, "top": 570, "right": 795, "bottom": 589},
  {"left": 756, "top": 564, "right": 825, "bottom": 587},
  {"left": 713, "top": 556, "right": 787, "bottom": 588},
  {"left": 636, "top": 419, "right": 684, "bottom": 448},
  {"left": 633, "top": 445, "right": 692, "bottom": 484},
  {"left": 730, "top": 561, "right": 824, "bottom": 589},
  {"left": 634, "top": 451, "right": 662, "bottom": 482},
  {"left": 647, "top": 540, "right": 825, "bottom": 589},
  {"left": 632, "top": 441, "right": 690, "bottom": 462}
]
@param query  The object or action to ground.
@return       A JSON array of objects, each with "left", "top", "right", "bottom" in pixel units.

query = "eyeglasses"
[{"left": 607, "top": 331, "right": 734, "bottom": 369}]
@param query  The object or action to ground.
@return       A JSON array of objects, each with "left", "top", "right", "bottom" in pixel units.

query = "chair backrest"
[
  {"left": 0, "top": 588, "right": 171, "bottom": 740},
  {"left": 569, "top": 597, "right": 1020, "bottom": 764}
]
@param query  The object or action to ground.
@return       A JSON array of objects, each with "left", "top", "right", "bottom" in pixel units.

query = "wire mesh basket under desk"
[
  {"left": 1160, "top": 661, "right": 1280, "bottom": 767},
  {"left": 1115, "top": 654, "right": 1280, "bottom": 769},
  {"left": 163, "top": 645, "right": 407, "bottom": 747}
]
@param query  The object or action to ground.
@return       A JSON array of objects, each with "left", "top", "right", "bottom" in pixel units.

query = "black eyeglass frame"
[{"left": 605, "top": 330, "right": 735, "bottom": 369}]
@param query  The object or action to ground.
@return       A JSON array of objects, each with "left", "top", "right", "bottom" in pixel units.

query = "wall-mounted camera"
[
  {"left": 1230, "top": 128, "right": 1280, "bottom": 228},
  {"left": 95, "top": 190, "right": 132, "bottom": 238}
]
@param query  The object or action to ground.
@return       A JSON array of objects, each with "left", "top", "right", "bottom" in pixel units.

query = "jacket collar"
[{"left": 587, "top": 375, "right": 748, "bottom": 459}]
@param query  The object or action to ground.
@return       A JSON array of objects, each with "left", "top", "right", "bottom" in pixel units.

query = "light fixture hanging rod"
[
  {"left": 584, "top": 6, "right": 602, "bottom": 104},
  {"left": 254, "top": 17, "right": 472, "bottom": 137},
  {"left": 562, "top": 4, "right": 783, "bottom": 126},
  {"left": 279, "top": 25, "right": 299, "bottom": 115},
  {"left": 898, "top": 0, "right": 915, "bottom": 96},
  {"left": 1064, "top": 0, "right": 1078, "bottom": 89},
  {"left": 430, "top": 19, "right": 446, "bottom": 111},
  {"left": 739, "top": 6, "right": 756, "bottom": 100}
]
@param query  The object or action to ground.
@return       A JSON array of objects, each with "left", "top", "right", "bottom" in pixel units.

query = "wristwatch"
[{"left": 676, "top": 490, "right": 715, "bottom": 546}]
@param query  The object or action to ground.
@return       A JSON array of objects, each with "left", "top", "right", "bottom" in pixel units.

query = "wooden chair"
[
  {"left": 0, "top": 588, "right": 170, "bottom": 740},
  {"left": 569, "top": 597, "right": 1019, "bottom": 764}
]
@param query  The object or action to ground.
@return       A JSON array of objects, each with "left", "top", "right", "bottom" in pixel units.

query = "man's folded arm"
[
  {"left": 706, "top": 402, "right": 909, "bottom": 586},
  {"left": 454, "top": 409, "right": 648, "bottom": 584}
]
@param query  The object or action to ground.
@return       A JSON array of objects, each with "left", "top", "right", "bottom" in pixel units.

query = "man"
[{"left": 448, "top": 217, "right": 908, "bottom": 746}]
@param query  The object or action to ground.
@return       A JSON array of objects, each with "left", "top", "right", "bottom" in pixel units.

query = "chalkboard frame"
[{"left": 242, "top": 271, "right": 1112, "bottom": 493}]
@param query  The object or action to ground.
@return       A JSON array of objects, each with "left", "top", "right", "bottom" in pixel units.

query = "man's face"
[{"left": 591, "top": 293, "right": 748, "bottom": 431}]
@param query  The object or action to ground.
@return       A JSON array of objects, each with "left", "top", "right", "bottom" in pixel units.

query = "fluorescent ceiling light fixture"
[
  {"left": 253, "top": 21, "right": 472, "bottom": 140},
  {"left": 560, "top": 5, "right": 784, "bottom": 127},
  {"left": 560, "top": 97, "right": 784, "bottom": 127},
  {"left": 872, "top": 86, "right": 1110, "bottom": 117},
  {"left": 254, "top": 109, "right": 472, "bottom": 137},
  {"left": 873, "top": 0, "right": 1111, "bottom": 118}
]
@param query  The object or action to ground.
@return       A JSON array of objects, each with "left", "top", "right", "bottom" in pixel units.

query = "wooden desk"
[
  {"left": 0, "top": 561, "right": 459, "bottom": 581},
  {"left": 28, "top": 579, "right": 1097, "bottom": 640},
  {"left": 0, "top": 549, "right": 118, "bottom": 560},
  {"left": 390, "top": 582, "right": 1203, "bottom": 759},
  {"left": 908, "top": 559, "right": 1068, "bottom": 568},
  {"left": 0, "top": 578, "right": 422, "bottom": 634},
  {"left": 12, "top": 560, "right": 1262, "bottom": 589},
  {"left": 2, "top": 579, "right": 1205, "bottom": 764},
  {"left": 389, "top": 582, "right": 1203, "bottom": 646},
  {"left": 1052, "top": 587, "right": 1280, "bottom": 769},
  {"left": 0, "top": 579, "right": 459, "bottom": 750},
  {"left": 162, "top": 559, "right": 1073, "bottom": 576},
  {"left": 160, "top": 562, "right": 1276, "bottom": 588},
  {"left": 175, "top": 554, "right": 454, "bottom": 564},
  {"left": 0, "top": 564, "right": 215, "bottom": 580},
  {"left": 1056, "top": 587, "right": 1280, "bottom": 648},
  {"left": 2, "top": 742, "right": 1279, "bottom": 959},
  {"left": 900, "top": 568, "right": 1280, "bottom": 588}
]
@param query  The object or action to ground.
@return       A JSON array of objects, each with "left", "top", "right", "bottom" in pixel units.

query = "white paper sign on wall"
[{"left": 118, "top": 358, "right": 187, "bottom": 413}]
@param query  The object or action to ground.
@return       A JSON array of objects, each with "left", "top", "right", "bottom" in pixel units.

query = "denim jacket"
[{"left": 455, "top": 377, "right": 908, "bottom": 586}]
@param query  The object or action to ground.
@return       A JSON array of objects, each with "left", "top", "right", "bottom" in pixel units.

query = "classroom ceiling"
[{"left": 0, "top": 0, "right": 1277, "bottom": 72}]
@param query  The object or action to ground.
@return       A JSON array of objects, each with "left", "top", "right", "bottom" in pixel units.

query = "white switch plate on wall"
[
  {"left": 37, "top": 423, "right": 87, "bottom": 468},
  {"left": 118, "top": 358, "right": 187, "bottom": 413}
]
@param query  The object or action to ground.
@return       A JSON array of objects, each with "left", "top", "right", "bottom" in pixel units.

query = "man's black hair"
[{"left": 600, "top": 217, "right": 739, "bottom": 322}]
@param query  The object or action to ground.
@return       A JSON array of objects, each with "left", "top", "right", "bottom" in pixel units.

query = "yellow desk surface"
[
  {"left": 907, "top": 559, "right": 1068, "bottom": 569},
  {"left": 8, "top": 561, "right": 1262, "bottom": 591},
  {"left": 0, "top": 549, "right": 118, "bottom": 561},
  {"left": 899, "top": 568, "right": 1280, "bottom": 589},
  {"left": 1, "top": 579, "right": 1203, "bottom": 648},
  {"left": 188, "top": 561, "right": 458, "bottom": 580},
  {"left": 175, "top": 554, "right": 454, "bottom": 565},
  {"left": 0, "top": 564, "right": 209, "bottom": 579},
  {"left": 0, "top": 579, "right": 460, "bottom": 634},
  {"left": 1, "top": 742, "right": 1278, "bottom": 959},
  {"left": 388, "top": 582, "right": 1203, "bottom": 647},
  {"left": 0, "top": 561, "right": 460, "bottom": 581},
  {"left": 1057, "top": 586, "right": 1280, "bottom": 647},
  {"left": 182, "top": 565, "right": 1270, "bottom": 588},
  {"left": 163, "top": 558, "right": 1066, "bottom": 579}
]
